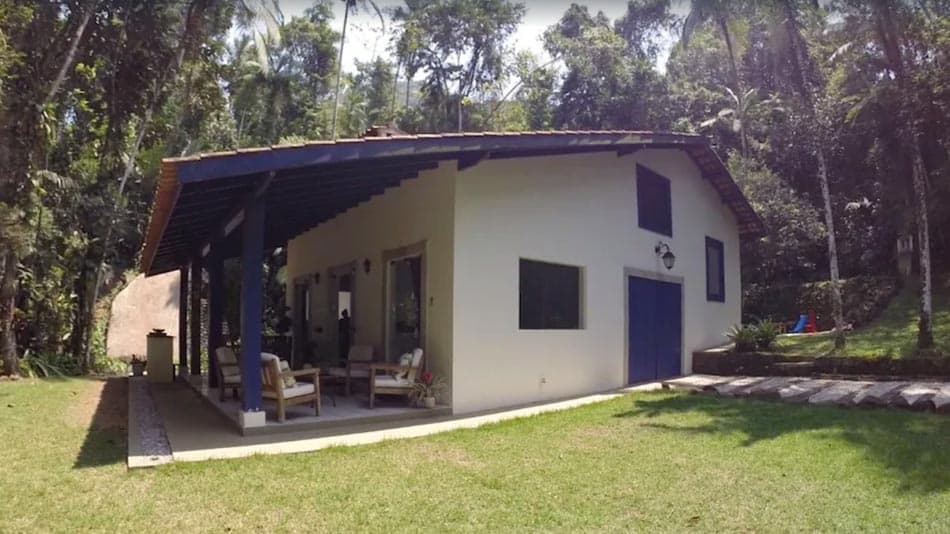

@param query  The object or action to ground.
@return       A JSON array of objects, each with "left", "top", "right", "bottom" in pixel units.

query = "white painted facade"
[{"left": 287, "top": 149, "right": 741, "bottom": 414}]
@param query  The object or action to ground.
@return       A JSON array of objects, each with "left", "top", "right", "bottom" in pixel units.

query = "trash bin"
[{"left": 146, "top": 329, "right": 174, "bottom": 383}]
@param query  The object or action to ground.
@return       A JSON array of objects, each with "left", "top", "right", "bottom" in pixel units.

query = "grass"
[
  {"left": 775, "top": 277, "right": 950, "bottom": 358},
  {"left": 1, "top": 378, "right": 949, "bottom": 532}
]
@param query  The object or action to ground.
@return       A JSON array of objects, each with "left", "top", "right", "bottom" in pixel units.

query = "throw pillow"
[{"left": 278, "top": 360, "right": 297, "bottom": 388}]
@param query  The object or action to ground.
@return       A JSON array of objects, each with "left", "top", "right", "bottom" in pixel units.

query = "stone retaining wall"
[{"left": 693, "top": 350, "right": 950, "bottom": 379}]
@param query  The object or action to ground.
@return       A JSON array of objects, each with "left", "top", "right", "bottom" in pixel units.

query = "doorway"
[
  {"left": 291, "top": 279, "right": 311, "bottom": 368},
  {"left": 386, "top": 255, "right": 423, "bottom": 360},
  {"left": 328, "top": 262, "right": 357, "bottom": 361},
  {"left": 627, "top": 275, "right": 682, "bottom": 383}
]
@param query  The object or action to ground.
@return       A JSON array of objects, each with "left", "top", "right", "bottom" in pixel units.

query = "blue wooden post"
[
  {"left": 189, "top": 258, "right": 202, "bottom": 375},
  {"left": 206, "top": 246, "right": 223, "bottom": 388},
  {"left": 240, "top": 199, "right": 264, "bottom": 414},
  {"left": 178, "top": 266, "right": 188, "bottom": 376}
]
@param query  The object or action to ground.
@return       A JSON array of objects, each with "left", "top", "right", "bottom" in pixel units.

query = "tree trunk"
[
  {"left": 717, "top": 16, "right": 747, "bottom": 157},
  {"left": 0, "top": 251, "right": 17, "bottom": 376},
  {"left": 911, "top": 142, "right": 934, "bottom": 349},
  {"left": 817, "top": 148, "right": 846, "bottom": 349},
  {"left": 330, "top": 1, "right": 351, "bottom": 140},
  {"left": 778, "top": 0, "right": 845, "bottom": 348}
]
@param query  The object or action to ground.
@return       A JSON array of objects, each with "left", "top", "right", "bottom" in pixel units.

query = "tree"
[
  {"left": 0, "top": 2, "right": 98, "bottom": 376},
  {"left": 682, "top": 0, "right": 751, "bottom": 155},
  {"left": 330, "top": 0, "right": 384, "bottom": 139},
  {"left": 393, "top": 0, "right": 524, "bottom": 132},
  {"left": 764, "top": 0, "right": 848, "bottom": 348},
  {"left": 863, "top": 0, "right": 935, "bottom": 349},
  {"left": 543, "top": 3, "right": 673, "bottom": 130}
]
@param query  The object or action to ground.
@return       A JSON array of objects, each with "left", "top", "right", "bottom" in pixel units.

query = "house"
[{"left": 140, "top": 131, "right": 762, "bottom": 429}]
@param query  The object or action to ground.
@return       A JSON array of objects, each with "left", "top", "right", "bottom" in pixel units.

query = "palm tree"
[
  {"left": 682, "top": 0, "right": 750, "bottom": 156},
  {"left": 330, "top": 0, "right": 385, "bottom": 140},
  {"left": 865, "top": 0, "right": 934, "bottom": 349},
  {"left": 766, "top": 0, "right": 848, "bottom": 349}
]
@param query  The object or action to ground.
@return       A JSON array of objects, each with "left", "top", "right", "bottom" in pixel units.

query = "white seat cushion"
[
  {"left": 262, "top": 382, "right": 315, "bottom": 399},
  {"left": 221, "top": 365, "right": 241, "bottom": 377},
  {"left": 374, "top": 375, "right": 412, "bottom": 388}
]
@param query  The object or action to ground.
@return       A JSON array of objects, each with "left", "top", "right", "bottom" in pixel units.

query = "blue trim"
[
  {"left": 240, "top": 198, "right": 264, "bottom": 412},
  {"left": 705, "top": 236, "right": 725, "bottom": 302},
  {"left": 636, "top": 164, "right": 673, "bottom": 237}
]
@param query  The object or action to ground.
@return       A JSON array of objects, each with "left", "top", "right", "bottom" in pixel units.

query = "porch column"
[
  {"left": 178, "top": 266, "right": 188, "bottom": 377},
  {"left": 189, "top": 257, "right": 202, "bottom": 375},
  {"left": 206, "top": 245, "right": 223, "bottom": 388},
  {"left": 239, "top": 198, "right": 265, "bottom": 427}
]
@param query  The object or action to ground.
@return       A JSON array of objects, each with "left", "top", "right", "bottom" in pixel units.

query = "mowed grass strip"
[
  {"left": 775, "top": 277, "right": 950, "bottom": 358},
  {"left": 0, "top": 378, "right": 948, "bottom": 533}
]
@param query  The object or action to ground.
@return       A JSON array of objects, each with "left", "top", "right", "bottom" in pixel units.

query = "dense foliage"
[{"left": 0, "top": 0, "right": 947, "bottom": 375}]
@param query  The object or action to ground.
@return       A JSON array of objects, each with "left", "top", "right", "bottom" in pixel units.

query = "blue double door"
[{"left": 627, "top": 276, "right": 682, "bottom": 383}]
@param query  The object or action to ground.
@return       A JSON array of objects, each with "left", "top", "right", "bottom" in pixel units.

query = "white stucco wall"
[
  {"left": 451, "top": 149, "right": 741, "bottom": 413},
  {"left": 285, "top": 162, "right": 455, "bottom": 397}
]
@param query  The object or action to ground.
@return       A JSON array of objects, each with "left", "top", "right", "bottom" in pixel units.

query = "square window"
[
  {"left": 636, "top": 164, "right": 672, "bottom": 236},
  {"left": 519, "top": 259, "right": 582, "bottom": 330},
  {"left": 706, "top": 237, "right": 725, "bottom": 302}
]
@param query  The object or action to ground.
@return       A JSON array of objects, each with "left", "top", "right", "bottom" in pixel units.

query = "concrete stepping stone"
[
  {"left": 714, "top": 377, "right": 767, "bottom": 397},
  {"left": 778, "top": 379, "right": 834, "bottom": 403},
  {"left": 852, "top": 381, "right": 910, "bottom": 407},
  {"left": 663, "top": 375, "right": 736, "bottom": 392},
  {"left": 808, "top": 380, "right": 873, "bottom": 406},
  {"left": 933, "top": 385, "right": 950, "bottom": 413},
  {"left": 746, "top": 377, "right": 802, "bottom": 398},
  {"left": 895, "top": 383, "right": 944, "bottom": 409}
]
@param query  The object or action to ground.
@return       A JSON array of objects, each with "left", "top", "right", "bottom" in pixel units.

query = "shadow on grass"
[
  {"left": 616, "top": 393, "right": 950, "bottom": 494},
  {"left": 74, "top": 377, "right": 127, "bottom": 469}
]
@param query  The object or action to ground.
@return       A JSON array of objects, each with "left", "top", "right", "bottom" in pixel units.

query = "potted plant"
[
  {"left": 411, "top": 371, "right": 446, "bottom": 409},
  {"left": 130, "top": 355, "right": 146, "bottom": 377}
]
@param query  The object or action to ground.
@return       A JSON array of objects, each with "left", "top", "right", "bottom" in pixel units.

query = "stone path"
[{"left": 664, "top": 375, "right": 950, "bottom": 413}]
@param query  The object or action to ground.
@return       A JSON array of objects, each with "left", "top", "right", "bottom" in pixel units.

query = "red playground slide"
[{"left": 804, "top": 310, "right": 818, "bottom": 333}]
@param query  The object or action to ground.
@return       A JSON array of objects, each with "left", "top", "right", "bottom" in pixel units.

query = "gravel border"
[{"left": 128, "top": 376, "right": 173, "bottom": 468}]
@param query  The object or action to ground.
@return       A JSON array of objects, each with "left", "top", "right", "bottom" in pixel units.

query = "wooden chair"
[
  {"left": 213, "top": 346, "right": 242, "bottom": 402},
  {"left": 325, "top": 345, "right": 375, "bottom": 395},
  {"left": 368, "top": 348, "right": 424, "bottom": 409},
  {"left": 260, "top": 352, "right": 321, "bottom": 422}
]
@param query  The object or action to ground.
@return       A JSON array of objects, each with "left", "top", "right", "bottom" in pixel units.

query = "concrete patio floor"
[{"left": 131, "top": 379, "right": 663, "bottom": 465}]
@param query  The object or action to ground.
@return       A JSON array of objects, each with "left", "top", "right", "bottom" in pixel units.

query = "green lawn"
[
  {"left": 775, "top": 277, "right": 950, "bottom": 358},
  {"left": 1, "top": 378, "right": 948, "bottom": 532}
]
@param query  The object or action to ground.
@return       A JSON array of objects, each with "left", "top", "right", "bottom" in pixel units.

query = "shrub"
[
  {"left": 754, "top": 320, "right": 781, "bottom": 350},
  {"left": 19, "top": 350, "right": 66, "bottom": 378},
  {"left": 743, "top": 275, "right": 899, "bottom": 330},
  {"left": 725, "top": 324, "right": 758, "bottom": 353}
]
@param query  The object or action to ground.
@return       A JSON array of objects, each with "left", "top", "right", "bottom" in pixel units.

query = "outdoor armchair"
[
  {"left": 368, "top": 348, "right": 424, "bottom": 409},
  {"left": 326, "top": 344, "right": 375, "bottom": 395},
  {"left": 213, "top": 346, "right": 242, "bottom": 402},
  {"left": 260, "top": 352, "right": 321, "bottom": 422}
]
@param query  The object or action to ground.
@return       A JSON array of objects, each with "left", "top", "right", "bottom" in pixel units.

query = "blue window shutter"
[{"left": 636, "top": 164, "right": 672, "bottom": 236}]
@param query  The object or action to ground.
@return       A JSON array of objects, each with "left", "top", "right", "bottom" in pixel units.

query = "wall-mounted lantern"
[
  {"left": 363, "top": 258, "right": 372, "bottom": 274},
  {"left": 654, "top": 241, "right": 676, "bottom": 270}
]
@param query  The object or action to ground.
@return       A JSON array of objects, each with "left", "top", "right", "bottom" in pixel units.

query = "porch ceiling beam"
[
  {"left": 198, "top": 171, "right": 275, "bottom": 258},
  {"left": 263, "top": 165, "right": 434, "bottom": 199},
  {"left": 272, "top": 157, "right": 445, "bottom": 184}
]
